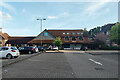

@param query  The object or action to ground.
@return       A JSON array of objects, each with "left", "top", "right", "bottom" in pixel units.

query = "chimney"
[{"left": 0, "top": 28, "right": 2, "bottom": 33}]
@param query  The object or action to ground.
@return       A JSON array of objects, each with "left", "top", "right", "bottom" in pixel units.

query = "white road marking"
[{"left": 89, "top": 58, "right": 103, "bottom": 66}]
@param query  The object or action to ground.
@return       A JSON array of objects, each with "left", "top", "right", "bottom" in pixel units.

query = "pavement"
[
  {"left": 45, "top": 50, "right": 64, "bottom": 53},
  {"left": 60, "top": 50, "right": 119, "bottom": 53},
  {"left": 1, "top": 50, "right": 118, "bottom": 79}
]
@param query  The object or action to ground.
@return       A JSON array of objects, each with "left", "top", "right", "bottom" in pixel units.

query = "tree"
[
  {"left": 83, "top": 28, "right": 89, "bottom": 34},
  {"left": 109, "top": 22, "right": 120, "bottom": 45},
  {"left": 83, "top": 28, "right": 89, "bottom": 37},
  {"left": 53, "top": 37, "right": 62, "bottom": 50},
  {"left": 89, "top": 26, "right": 101, "bottom": 37}
]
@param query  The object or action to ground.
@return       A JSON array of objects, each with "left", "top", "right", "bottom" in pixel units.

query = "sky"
[{"left": 0, "top": 1, "right": 118, "bottom": 36}]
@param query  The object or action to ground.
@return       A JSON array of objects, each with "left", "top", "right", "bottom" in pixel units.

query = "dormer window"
[
  {"left": 72, "top": 33, "right": 75, "bottom": 35},
  {"left": 63, "top": 33, "right": 65, "bottom": 35},
  {"left": 67, "top": 33, "right": 69, "bottom": 35}
]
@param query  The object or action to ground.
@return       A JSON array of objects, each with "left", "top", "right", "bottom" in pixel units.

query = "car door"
[
  {"left": 0, "top": 47, "right": 6, "bottom": 58},
  {"left": 0, "top": 47, "right": 3, "bottom": 58}
]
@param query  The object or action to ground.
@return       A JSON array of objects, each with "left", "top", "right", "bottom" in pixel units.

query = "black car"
[
  {"left": 19, "top": 47, "right": 35, "bottom": 54},
  {"left": 80, "top": 46, "right": 88, "bottom": 51},
  {"left": 33, "top": 47, "right": 39, "bottom": 53}
]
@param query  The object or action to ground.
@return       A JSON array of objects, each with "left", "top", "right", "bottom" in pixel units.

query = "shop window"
[{"left": 64, "top": 44, "right": 70, "bottom": 48}]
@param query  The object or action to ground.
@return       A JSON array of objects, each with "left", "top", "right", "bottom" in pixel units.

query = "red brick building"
[{"left": 6, "top": 29, "right": 95, "bottom": 49}]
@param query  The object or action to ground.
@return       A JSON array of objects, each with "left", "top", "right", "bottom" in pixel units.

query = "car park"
[
  {"left": 19, "top": 47, "right": 35, "bottom": 54},
  {"left": 0, "top": 46, "right": 20, "bottom": 59}
]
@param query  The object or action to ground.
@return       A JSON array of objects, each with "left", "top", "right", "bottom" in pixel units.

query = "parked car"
[
  {"left": 45, "top": 45, "right": 52, "bottom": 50},
  {"left": 52, "top": 47, "right": 58, "bottom": 50},
  {"left": 33, "top": 47, "right": 39, "bottom": 53},
  {"left": 38, "top": 46, "right": 45, "bottom": 52},
  {"left": 0, "top": 46, "right": 20, "bottom": 59},
  {"left": 80, "top": 46, "right": 88, "bottom": 51},
  {"left": 19, "top": 47, "right": 35, "bottom": 54}
]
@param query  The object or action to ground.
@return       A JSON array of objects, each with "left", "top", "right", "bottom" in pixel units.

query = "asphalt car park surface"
[
  {"left": 1, "top": 53, "right": 40, "bottom": 67},
  {"left": 2, "top": 50, "right": 118, "bottom": 78}
]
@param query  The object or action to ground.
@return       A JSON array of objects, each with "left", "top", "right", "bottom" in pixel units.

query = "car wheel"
[
  {"left": 6, "top": 54, "right": 12, "bottom": 59},
  {"left": 28, "top": 51, "right": 32, "bottom": 54}
]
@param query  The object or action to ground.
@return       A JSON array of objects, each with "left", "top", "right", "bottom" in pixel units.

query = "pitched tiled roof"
[
  {"left": 3, "top": 33, "right": 10, "bottom": 38},
  {"left": 47, "top": 29, "right": 84, "bottom": 37},
  {"left": 0, "top": 32, "right": 8, "bottom": 39},
  {"left": 6, "top": 37, "right": 35, "bottom": 44}
]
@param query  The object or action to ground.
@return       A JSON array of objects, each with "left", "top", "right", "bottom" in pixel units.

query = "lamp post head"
[
  {"left": 36, "top": 18, "right": 40, "bottom": 20},
  {"left": 36, "top": 18, "right": 46, "bottom": 20},
  {"left": 43, "top": 18, "right": 46, "bottom": 20}
]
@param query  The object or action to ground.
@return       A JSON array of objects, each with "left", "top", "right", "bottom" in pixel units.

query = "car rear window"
[
  {"left": 11, "top": 47, "right": 17, "bottom": 50},
  {"left": 24, "top": 47, "right": 31, "bottom": 49}
]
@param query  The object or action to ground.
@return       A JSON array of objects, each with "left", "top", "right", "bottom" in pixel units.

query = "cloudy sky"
[{"left": 0, "top": 1, "right": 118, "bottom": 36}]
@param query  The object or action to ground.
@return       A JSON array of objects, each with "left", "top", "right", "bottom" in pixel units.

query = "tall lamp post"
[{"left": 36, "top": 18, "right": 46, "bottom": 46}]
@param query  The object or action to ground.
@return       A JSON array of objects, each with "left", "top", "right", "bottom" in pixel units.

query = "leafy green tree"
[
  {"left": 53, "top": 37, "right": 62, "bottom": 50},
  {"left": 83, "top": 28, "right": 90, "bottom": 37},
  {"left": 89, "top": 26, "right": 101, "bottom": 37},
  {"left": 109, "top": 22, "right": 120, "bottom": 45}
]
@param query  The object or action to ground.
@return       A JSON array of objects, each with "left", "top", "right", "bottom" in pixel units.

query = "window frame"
[
  {"left": 65, "top": 36, "right": 69, "bottom": 41},
  {"left": 79, "top": 36, "right": 83, "bottom": 41},
  {"left": 72, "top": 36, "right": 76, "bottom": 41}
]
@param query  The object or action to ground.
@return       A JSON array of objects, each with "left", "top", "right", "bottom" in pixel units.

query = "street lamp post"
[{"left": 36, "top": 18, "right": 46, "bottom": 46}]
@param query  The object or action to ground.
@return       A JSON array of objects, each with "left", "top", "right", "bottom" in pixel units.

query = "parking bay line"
[{"left": 89, "top": 58, "right": 103, "bottom": 66}]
